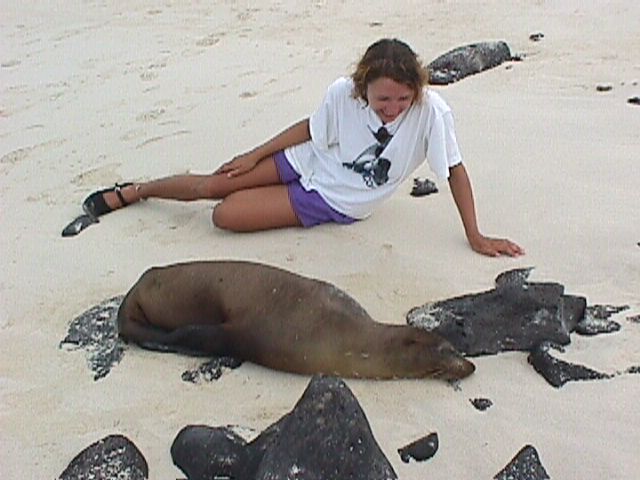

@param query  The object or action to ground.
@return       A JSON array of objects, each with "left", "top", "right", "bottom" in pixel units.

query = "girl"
[{"left": 83, "top": 38, "right": 523, "bottom": 257}]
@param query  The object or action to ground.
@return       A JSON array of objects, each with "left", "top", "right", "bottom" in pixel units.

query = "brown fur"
[{"left": 118, "top": 261, "right": 475, "bottom": 380}]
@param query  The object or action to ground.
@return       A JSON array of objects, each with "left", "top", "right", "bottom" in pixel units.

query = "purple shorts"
[{"left": 274, "top": 151, "right": 356, "bottom": 228}]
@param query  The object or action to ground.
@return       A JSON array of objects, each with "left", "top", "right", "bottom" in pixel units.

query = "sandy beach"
[{"left": 2, "top": 1, "right": 639, "bottom": 478}]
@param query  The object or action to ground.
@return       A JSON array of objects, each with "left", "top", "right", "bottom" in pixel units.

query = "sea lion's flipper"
[{"left": 137, "top": 325, "right": 230, "bottom": 357}]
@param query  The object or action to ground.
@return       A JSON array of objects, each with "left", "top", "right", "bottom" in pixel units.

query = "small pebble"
[
  {"left": 596, "top": 83, "right": 613, "bottom": 92},
  {"left": 470, "top": 397, "right": 494, "bottom": 411},
  {"left": 410, "top": 177, "right": 438, "bottom": 197},
  {"left": 398, "top": 432, "right": 439, "bottom": 463},
  {"left": 627, "top": 314, "right": 640, "bottom": 323}
]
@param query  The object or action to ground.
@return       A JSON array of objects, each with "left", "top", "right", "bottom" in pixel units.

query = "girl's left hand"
[
  {"left": 469, "top": 235, "right": 525, "bottom": 257},
  {"left": 215, "top": 152, "right": 260, "bottom": 178}
]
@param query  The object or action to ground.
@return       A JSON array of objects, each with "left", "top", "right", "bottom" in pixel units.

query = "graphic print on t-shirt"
[{"left": 342, "top": 127, "right": 392, "bottom": 188}]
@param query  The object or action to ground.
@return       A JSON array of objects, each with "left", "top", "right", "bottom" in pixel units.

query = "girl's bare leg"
[
  {"left": 212, "top": 185, "right": 301, "bottom": 232},
  {"left": 90, "top": 156, "right": 302, "bottom": 231},
  {"left": 98, "top": 156, "right": 282, "bottom": 208}
]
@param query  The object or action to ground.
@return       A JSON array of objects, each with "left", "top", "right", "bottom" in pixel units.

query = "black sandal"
[{"left": 82, "top": 182, "right": 133, "bottom": 218}]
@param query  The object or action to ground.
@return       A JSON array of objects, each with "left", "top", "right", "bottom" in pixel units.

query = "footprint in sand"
[
  {"left": 1, "top": 139, "right": 66, "bottom": 169},
  {"left": 26, "top": 191, "right": 55, "bottom": 204},
  {"left": 1, "top": 59, "right": 21, "bottom": 68},
  {"left": 120, "top": 128, "right": 147, "bottom": 141},
  {"left": 135, "top": 130, "right": 191, "bottom": 149},
  {"left": 196, "top": 34, "right": 222, "bottom": 47},
  {"left": 140, "top": 70, "right": 159, "bottom": 81},
  {"left": 72, "top": 163, "right": 122, "bottom": 188},
  {"left": 139, "top": 61, "right": 167, "bottom": 81},
  {"left": 135, "top": 107, "right": 166, "bottom": 122},
  {"left": 1, "top": 147, "right": 30, "bottom": 166}
]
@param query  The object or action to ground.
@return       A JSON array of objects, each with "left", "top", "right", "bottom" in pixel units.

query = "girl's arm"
[
  {"left": 448, "top": 163, "right": 524, "bottom": 257},
  {"left": 217, "top": 118, "right": 311, "bottom": 177}
]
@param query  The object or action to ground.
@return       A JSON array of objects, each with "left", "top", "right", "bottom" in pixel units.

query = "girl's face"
[{"left": 366, "top": 77, "right": 415, "bottom": 124}]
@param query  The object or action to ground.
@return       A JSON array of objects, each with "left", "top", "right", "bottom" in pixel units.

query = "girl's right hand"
[{"left": 215, "top": 152, "right": 261, "bottom": 178}]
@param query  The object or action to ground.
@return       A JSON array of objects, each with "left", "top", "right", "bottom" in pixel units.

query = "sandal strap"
[{"left": 114, "top": 183, "right": 130, "bottom": 207}]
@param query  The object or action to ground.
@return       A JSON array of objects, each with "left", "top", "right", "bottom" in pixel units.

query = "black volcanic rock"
[
  {"left": 171, "top": 375, "right": 397, "bottom": 480},
  {"left": 494, "top": 444, "right": 550, "bottom": 480},
  {"left": 407, "top": 268, "right": 587, "bottom": 356},
  {"left": 528, "top": 342, "right": 611, "bottom": 388},
  {"left": 58, "top": 434, "right": 148, "bottom": 480},
  {"left": 60, "top": 296, "right": 125, "bottom": 380},
  {"left": 427, "top": 41, "right": 515, "bottom": 85}
]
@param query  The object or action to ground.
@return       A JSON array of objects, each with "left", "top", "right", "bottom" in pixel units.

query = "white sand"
[{"left": 2, "top": 1, "right": 639, "bottom": 478}]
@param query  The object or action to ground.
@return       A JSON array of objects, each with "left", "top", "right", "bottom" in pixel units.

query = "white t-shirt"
[{"left": 284, "top": 77, "right": 462, "bottom": 219}]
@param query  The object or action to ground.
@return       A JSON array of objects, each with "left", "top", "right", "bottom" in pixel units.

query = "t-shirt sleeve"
[
  {"left": 425, "top": 110, "right": 463, "bottom": 179},
  {"left": 309, "top": 78, "right": 345, "bottom": 150}
]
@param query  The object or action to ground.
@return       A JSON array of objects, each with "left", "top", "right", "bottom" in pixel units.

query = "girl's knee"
[{"left": 211, "top": 201, "right": 235, "bottom": 231}]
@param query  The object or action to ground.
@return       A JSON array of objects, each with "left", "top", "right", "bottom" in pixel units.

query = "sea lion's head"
[
  {"left": 386, "top": 327, "right": 475, "bottom": 380},
  {"left": 429, "top": 339, "right": 476, "bottom": 380}
]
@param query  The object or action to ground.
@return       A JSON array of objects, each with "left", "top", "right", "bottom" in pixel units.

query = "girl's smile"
[{"left": 366, "top": 77, "right": 415, "bottom": 124}]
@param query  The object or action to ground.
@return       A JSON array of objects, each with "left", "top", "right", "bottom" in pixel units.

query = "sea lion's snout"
[{"left": 436, "top": 342, "right": 475, "bottom": 380}]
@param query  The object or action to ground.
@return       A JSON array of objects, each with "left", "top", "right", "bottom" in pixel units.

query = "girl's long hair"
[{"left": 351, "top": 38, "right": 429, "bottom": 104}]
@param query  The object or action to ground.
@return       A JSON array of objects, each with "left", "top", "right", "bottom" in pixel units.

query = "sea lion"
[{"left": 117, "top": 260, "right": 475, "bottom": 380}]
